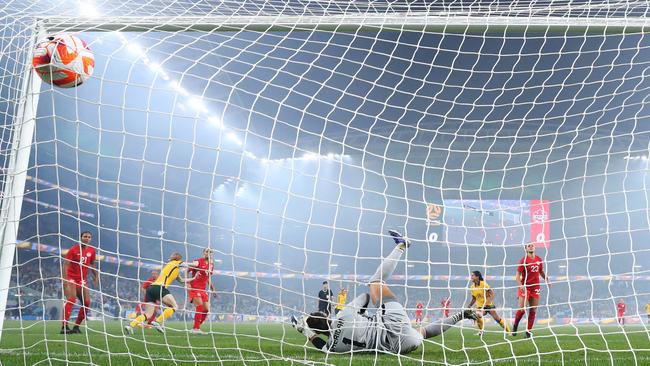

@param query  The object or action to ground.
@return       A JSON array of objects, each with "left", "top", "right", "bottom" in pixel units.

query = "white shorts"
[{"left": 377, "top": 301, "right": 423, "bottom": 354}]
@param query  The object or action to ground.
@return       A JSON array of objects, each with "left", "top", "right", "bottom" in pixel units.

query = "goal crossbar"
[{"left": 41, "top": 14, "right": 650, "bottom": 33}]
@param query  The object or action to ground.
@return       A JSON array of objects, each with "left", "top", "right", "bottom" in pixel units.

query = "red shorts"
[
  {"left": 66, "top": 276, "right": 86, "bottom": 291},
  {"left": 443, "top": 310, "right": 449, "bottom": 317},
  {"left": 188, "top": 289, "right": 208, "bottom": 303},
  {"left": 518, "top": 285, "right": 541, "bottom": 299},
  {"left": 415, "top": 312, "right": 423, "bottom": 319},
  {"left": 617, "top": 312, "right": 625, "bottom": 317}
]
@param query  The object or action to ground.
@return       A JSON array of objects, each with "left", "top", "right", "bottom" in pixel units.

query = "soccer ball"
[{"left": 32, "top": 33, "right": 94, "bottom": 88}]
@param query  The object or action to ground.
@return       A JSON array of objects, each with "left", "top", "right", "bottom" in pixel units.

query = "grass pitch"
[{"left": 1, "top": 320, "right": 650, "bottom": 365}]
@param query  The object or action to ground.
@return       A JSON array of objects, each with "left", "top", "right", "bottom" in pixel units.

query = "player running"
[
  {"left": 126, "top": 270, "right": 159, "bottom": 327},
  {"left": 415, "top": 302, "right": 424, "bottom": 325},
  {"left": 291, "top": 230, "right": 477, "bottom": 354},
  {"left": 61, "top": 231, "right": 98, "bottom": 334},
  {"left": 512, "top": 243, "right": 550, "bottom": 338},
  {"left": 467, "top": 270, "right": 510, "bottom": 336},
  {"left": 124, "top": 252, "right": 196, "bottom": 334},
  {"left": 187, "top": 248, "right": 217, "bottom": 334}
]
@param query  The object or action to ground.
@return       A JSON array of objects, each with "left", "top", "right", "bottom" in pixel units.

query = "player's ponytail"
[{"left": 472, "top": 270, "right": 484, "bottom": 282}]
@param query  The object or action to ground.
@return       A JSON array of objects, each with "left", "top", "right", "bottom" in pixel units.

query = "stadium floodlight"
[{"left": 2, "top": 4, "right": 650, "bottom": 366}]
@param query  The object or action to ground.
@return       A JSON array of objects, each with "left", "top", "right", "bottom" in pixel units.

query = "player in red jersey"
[
  {"left": 415, "top": 302, "right": 424, "bottom": 325},
  {"left": 441, "top": 297, "right": 451, "bottom": 318},
  {"left": 187, "top": 248, "right": 217, "bottom": 334},
  {"left": 512, "top": 243, "right": 550, "bottom": 338},
  {"left": 61, "top": 231, "right": 98, "bottom": 334},
  {"left": 127, "top": 270, "right": 159, "bottom": 327},
  {"left": 616, "top": 299, "right": 626, "bottom": 325}
]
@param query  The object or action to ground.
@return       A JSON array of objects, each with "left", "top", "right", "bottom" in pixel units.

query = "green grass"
[{"left": 1, "top": 320, "right": 650, "bottom": 365}]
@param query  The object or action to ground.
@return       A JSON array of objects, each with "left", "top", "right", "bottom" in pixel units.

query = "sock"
[
  {"left": 513, "top": 309, "right": 525, "bottom": 331},
  {"left": 193, "top": 305, "right": 204, "bottom": 329},
  {"left": 498, "top": 318, "right": 511, "bottom": 332},
  {"left": 75, "top": 300, "right": 91, "bottom": 326},
  {"left": 423, "top": 311, "right": 464, "bottom": 339},
  {"left": 199, "top": 307, "right": 209, "bottom": 326},
  {"left": 62, "top": 297, "right": 76, "bottom": 328},
  {"left": 369, "top": 245, "right": 405, "bottom": 284},
  {"left": 527, "top": 309, "right": 537, "bottom": 331},
  {"left": 156, "top": 308, "right": 175, "bottom": 323},
  {"left": 147, "top": 312, "right": 156, "bottom": 324},
  {"left": 477, "top": 316, "right": 484, "bottom": 331},
  {"left": 130, "top": 314, "right": 146, "bottom": 328}
]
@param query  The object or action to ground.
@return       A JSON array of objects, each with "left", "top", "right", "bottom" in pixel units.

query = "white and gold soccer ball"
[{"left": 32, "top": 33, "right": 95, "bottom": 88}]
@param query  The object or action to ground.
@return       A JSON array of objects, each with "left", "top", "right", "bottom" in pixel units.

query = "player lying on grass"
[
  {"left": 124, "top": 252, "right": 196, "bottom": 334},
  {"left": 467, "top": 270, "right": 510, "bottom": 336},
  {"left": 291, "top": 230, "right": 477, "bottom": 355}
]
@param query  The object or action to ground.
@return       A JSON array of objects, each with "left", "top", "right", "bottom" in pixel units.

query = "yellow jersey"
[
  {"left": 470, "top": 280, "right": 493, "bottom": 308},
  {"left": 153, "top": 260, "right": 182, "bottom": 287},
  {"left": 335, "top": 291, "right": 347, "bottom": 310},
  {"left": 646, "top": 304, "right": 650, "bottom": 314}
]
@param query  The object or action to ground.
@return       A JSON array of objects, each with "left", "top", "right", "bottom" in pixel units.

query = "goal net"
[{"left": 1, "top": 0, "right": 650, "bottom": 365}]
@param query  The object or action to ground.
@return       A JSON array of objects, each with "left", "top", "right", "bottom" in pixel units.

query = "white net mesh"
[{"left": 2, "top": 1, "right": 650, "bottom": 365}]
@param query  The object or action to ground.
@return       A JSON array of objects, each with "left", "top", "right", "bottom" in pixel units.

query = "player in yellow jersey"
[
  {"left": 124, "top": 252, "right": 196, "bottom": 334},
  {"left": 467, "top": 271, "right": 510, "bottom": 336},
  {"left": 334, "top": 287, "right": 347, "bottom": 316},
  {"left": 645, "top": 301, "right": 650, "bottom": 324}
]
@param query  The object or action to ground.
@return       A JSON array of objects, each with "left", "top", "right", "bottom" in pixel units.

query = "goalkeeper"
[{"left": 291, "top": 230, "right": 477, "bottom": 354}]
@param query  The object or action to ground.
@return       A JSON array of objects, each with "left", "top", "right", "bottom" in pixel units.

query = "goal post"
[{"left": 0, "top": 22, "right": 43, "bottom": 339}]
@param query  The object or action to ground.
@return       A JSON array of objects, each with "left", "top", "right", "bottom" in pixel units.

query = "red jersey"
[
  {"left": 189, "top": 258, "right": 214, "bottom": 290},
  {"left": 517, "top": 255, "right": 543, "bottom": 285},
  {"left": 142, "top": 276, "right": 156, "bottom": 290},
  {"left": 415, "top": 303, "right": 423, "bottom": 314},
  {"left": 65, "top": 244, "right": 96, "bottom": 280},
  {"left": 617, "top": 303, "right": 626, "bottom": 314},
  {"left": 441, "top": 298, "right": 450, "bottom": 308}
]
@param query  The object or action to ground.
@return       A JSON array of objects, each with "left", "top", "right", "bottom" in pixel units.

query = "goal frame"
[{"left": 0, "top": 13, "right": 648, "bottom": 340}]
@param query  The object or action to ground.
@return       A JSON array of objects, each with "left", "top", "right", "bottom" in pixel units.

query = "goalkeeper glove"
[{"left": 290, "top": 315, "right": 316, "bottom": 339}]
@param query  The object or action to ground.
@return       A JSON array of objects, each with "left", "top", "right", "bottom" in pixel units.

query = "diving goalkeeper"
[{"left": 291, "top": 230, "right": 476, "bottom": 354}]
